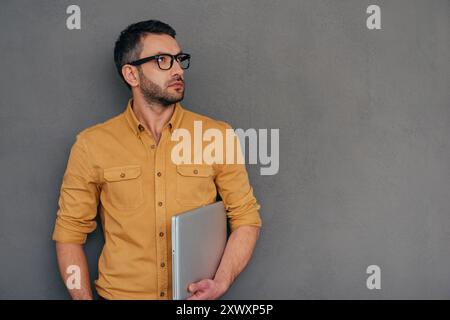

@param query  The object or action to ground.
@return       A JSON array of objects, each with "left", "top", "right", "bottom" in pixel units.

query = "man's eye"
[{"left": 157, "top": 56, "right": 167, "bottom": 63}]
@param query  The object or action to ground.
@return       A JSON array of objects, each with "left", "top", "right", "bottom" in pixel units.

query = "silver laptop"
[{"left": 172, "top": 201, "right": 227, "bottom": 300}]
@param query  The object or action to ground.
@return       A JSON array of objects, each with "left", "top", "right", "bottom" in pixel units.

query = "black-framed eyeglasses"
[{"left": 128, "top": 53, "right": 191, "bottom": 70}]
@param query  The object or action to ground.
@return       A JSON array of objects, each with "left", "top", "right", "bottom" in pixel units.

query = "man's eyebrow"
[{"left": 154, "top": 51, "right": 183, "bottom": 55}]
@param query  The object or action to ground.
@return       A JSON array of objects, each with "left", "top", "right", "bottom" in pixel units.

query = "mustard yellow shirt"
[{"left": 52, "top": 98, "right": 262, "bottom": 300}]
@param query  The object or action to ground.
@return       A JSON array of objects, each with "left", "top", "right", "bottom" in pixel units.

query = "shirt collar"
[{"left": 124, "top": 98, "right": 184, "bottom": 137}]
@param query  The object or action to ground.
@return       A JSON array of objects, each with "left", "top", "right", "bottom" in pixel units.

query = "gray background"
[{"left": 0, "top": 0, "right": 449, "bottom": 299}]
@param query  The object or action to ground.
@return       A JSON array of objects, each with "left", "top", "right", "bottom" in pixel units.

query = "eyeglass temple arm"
[{"left": 128, "top": 56, "right": 156, "bottom": 66}]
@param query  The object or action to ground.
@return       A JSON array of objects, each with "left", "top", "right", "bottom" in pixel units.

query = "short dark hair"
[{"left": 114, "top": 20, "right": 177, "bottom": 89}]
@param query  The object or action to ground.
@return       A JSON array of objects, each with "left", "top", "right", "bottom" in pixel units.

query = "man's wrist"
[{"left": 214, "top": 276, "right": 232, "bottom": 294}]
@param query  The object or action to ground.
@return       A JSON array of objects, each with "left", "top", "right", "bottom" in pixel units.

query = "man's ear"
[{"left": 122, "top": 64, "right": 139, "bottom": 88}]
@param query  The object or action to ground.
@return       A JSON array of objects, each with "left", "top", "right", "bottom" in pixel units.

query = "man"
[{"left": 52, "top": 20, "right": 262, "bottom": 300}]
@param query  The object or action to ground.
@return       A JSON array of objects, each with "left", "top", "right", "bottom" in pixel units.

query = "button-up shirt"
[{"left": 52, "top": 98, "right": 262, "bottom": 299}]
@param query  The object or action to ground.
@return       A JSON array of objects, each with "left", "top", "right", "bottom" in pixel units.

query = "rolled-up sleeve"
[
  {"left": 52, "top": 134, "right": 100, "bottom": 244},
  {"left": 214, "top": 122, "right": 262, "bottom": 233}
]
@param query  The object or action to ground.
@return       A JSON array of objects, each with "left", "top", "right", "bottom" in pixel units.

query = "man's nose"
[{"left": 171, "top": 59, "right": 184, "bottom": 76}]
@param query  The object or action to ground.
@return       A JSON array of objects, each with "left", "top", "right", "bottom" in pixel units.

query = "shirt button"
[
  {"left": 120, "top": 173, "right": 125, "bottom": 178},
  {"left": 193, "top": 169, "right": 198, "bottom": 174},
  {"left": 157, "top": 172, "right": 162, "bottom": 177},
  {"left": 138, "top": 125, "right": 144, "bottom": 132},
  {"left": 158, "top": 201, "right": 163, "bottom": 207},
  {"left": 160, "top": 292, "right": 165, "bottom": 297},
  {"left": 150, "top": 144, "right": 156, "bottom": 149},
  {"left": 159, "top": 232, "right": 164, "bottom": 237},
  {"left": 161, "top": 262, "right": 165, "bottom": 268}
]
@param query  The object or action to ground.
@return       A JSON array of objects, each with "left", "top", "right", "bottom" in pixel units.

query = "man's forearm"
[
  {"left": 213, "top": 225, "right": 261, "bottom": 291},
  {"left": 55, "top": 242, "right": 93, "bottom": 300}
]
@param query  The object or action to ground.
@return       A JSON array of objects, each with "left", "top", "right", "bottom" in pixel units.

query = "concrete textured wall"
[{"left": 0, "top": 0, "right": 449, "bottom": 299}]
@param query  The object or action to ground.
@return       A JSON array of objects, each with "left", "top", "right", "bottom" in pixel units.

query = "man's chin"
[
  {"left": 168, "top": 91, "right": 184, "bottom": 102},
  {"left": 161, "top": 94, "right": 184, "bottom": 106}
]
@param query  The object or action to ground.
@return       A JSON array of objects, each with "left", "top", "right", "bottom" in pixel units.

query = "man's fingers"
[
  {"left": 188, "top": 283, "right": 196, "bottom": 292},
  {"left": 188, "top": 280, "right": 210, "bottom": 293},
  {"left": 187, "top": 291, "right": 208, "bottom": 300}
]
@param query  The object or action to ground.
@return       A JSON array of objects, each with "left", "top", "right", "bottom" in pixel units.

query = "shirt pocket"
[
  {"left": 176, "top": 164, "right": 216, "bottom": 206},
  {"left": 103, "top": 165, "right": 144, "bottom": 210}
]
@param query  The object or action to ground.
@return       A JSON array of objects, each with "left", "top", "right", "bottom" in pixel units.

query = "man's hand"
[
  {"left": 186, "top": 279, "right": 228, "bottom": 300},
  {"left": 186, "top": 225, "right": 261, "bottom": 300}
]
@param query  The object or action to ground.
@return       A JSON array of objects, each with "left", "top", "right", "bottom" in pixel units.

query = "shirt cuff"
[
  {"left": 52, "top": 220, "right": 89, "bottom": 244},
  {"left": 228, "top": 208, "right": 262, "bottom": 233}
]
